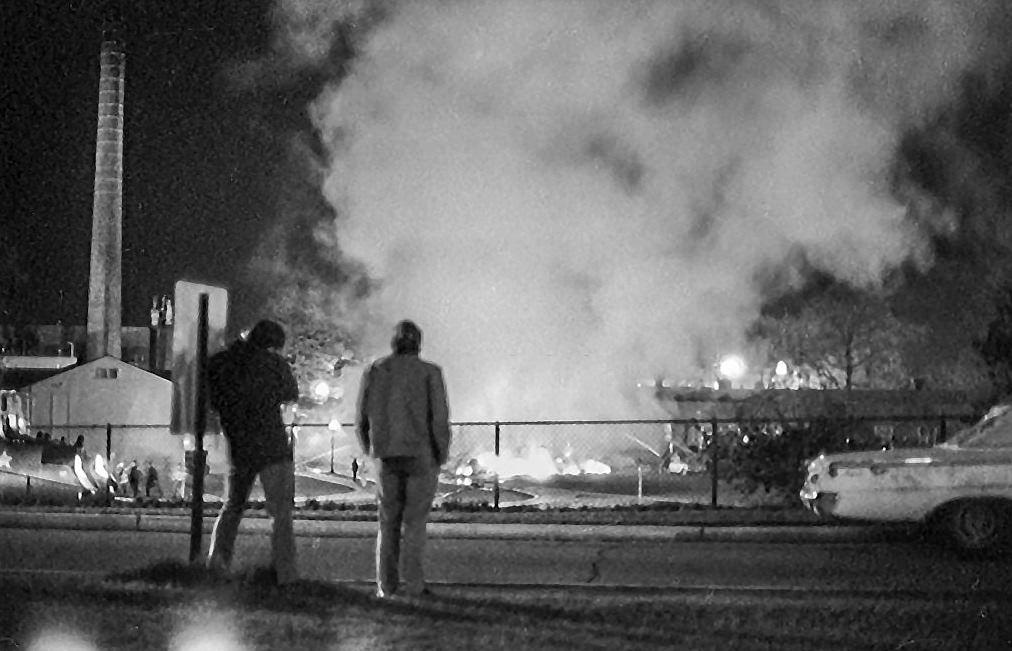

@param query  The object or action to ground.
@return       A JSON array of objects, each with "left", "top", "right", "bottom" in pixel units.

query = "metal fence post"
[
  {"left": 710, "top": 415, "right": 719, "bottom": 507},
  {"left": 189, "top": 293, "right": 210, "bottom": 564},
  {"left": 105, "top": 423, "right": 113, "bottom": 506},
  {"left": 493, "top": 421, "right": 501, "bottom": 511}
]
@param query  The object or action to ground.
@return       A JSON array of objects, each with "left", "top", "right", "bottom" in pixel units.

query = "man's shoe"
[{"left": 375, "top": 587, "right": 397, "bottom": 599}]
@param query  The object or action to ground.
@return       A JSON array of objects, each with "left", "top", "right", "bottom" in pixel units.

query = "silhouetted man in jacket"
[
  {"left": 356, "top": 320, "right": 451, "bottom": 598},
  {"left": 206, "top": 319, "right": 300, "bottom": 585}
]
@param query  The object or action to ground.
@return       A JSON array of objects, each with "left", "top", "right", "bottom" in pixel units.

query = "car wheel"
[{"left": 944, "top": 500, "right": 1007, "bottom": 553}]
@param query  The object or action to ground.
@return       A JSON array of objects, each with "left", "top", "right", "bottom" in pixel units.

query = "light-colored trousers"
[
  {"left": 375, "top": 455, "right": 440, "bottom": 596},
  {"left": 208, "top": 457, "right": 297, "bottom": 584}
]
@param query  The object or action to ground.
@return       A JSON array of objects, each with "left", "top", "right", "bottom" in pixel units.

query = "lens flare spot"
[
  {"left": 27, "top": 630, "right": 98, "bottom": 651},
  {"left": 170, "top": 619, "right": 247, "bottom": 651}
]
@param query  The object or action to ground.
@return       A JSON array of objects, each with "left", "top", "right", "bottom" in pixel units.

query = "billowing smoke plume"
[{"left": 265, "top": 0, "right": 1006, "bottom": 420}]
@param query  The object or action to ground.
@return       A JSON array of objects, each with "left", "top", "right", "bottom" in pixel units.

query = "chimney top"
[{"left": 101, "top": 0, "right": 124, "bottom": 42}]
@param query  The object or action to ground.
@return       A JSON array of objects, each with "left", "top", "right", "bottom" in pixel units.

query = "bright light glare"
[
  {"left": 475, "top": 448, "right": 558, "bottom": 481},
  {"left": 468, "top": 448, "right": 613, "bottom": 480},
  {"left": 312, "top": 380, "right": 330, "bottom": 400},
  {"left": 170, "top": 618, "right": 247, "bottom": 651},
  {"left": 718, "top": 355, "right": 747, "bottom": 380},
  {"left": 582, "top": 459, "right": 611, "bottom": 474},
  {"left": 775, "top": 360, "right": 788, "bottom": 376}
]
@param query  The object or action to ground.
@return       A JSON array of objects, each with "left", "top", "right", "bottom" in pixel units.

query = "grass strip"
[{"left": 2, "top": 560, "right": 1008, "bottom": 650}]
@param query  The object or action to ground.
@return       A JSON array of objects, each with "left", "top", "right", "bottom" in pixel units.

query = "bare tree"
[
  {"left": 263, "top": 281, "right": 356, "bottom": 399},
  {"left": 752, "top": 290, "right": 926, "bottom": 390}
]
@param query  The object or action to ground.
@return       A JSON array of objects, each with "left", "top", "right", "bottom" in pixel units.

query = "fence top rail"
[
  {"left": 24, "top": 424, "right": 175, "bottom": 430},
  {"left": 20, "top": 413, "right": 979, "bottom": 430},
  {"left": 450, "top": 414, "right": 977, "bottom": 427}
]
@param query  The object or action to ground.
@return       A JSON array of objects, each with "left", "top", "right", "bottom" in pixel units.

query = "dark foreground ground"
[{"left": 3, "top": 560, "right": 1010, "bottom": 651}]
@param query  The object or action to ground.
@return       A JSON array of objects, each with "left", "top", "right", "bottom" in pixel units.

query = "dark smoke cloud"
[{"left": 259, "top": 0, "right": 1010, "bottom": 420}]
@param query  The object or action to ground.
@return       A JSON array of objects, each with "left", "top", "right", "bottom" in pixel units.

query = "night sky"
[
  {"left": 4, "top": 1, "right": 1012, "bottom": 417},
  {"left": 3, "top": 0, "right": 302, "bottom": 328}
]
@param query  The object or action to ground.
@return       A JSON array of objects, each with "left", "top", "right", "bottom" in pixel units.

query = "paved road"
[{"left": 2, "top": 526, "right": 1010, "bottom": 597}]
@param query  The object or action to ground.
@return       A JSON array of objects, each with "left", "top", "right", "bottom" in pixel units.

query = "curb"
[{"left": 0, "top": 510, "right": 896, "bottom": 544}]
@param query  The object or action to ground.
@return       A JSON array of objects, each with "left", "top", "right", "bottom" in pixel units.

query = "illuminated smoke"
[{"left": 267, "top": 0, "right": 1006, "bottom": 420}]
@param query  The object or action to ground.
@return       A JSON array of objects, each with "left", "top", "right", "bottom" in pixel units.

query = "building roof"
[
  {"left": 3, "top": 356, "right": 172, "bottom": 391},
  {"left": 26, "top": 356, "right": 172, "bottom": 388}
]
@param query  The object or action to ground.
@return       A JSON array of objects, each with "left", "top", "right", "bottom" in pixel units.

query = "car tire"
[{"left": 942, "top": 500, "right": 1009, "bottom": 554}]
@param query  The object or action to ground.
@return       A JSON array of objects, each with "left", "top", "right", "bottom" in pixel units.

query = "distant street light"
[
  {"left": 718, "top": 355, "right": 747, "bottom": 381},
  {"left": 311, "top": 380, "right": 330, "bottom": 401}
]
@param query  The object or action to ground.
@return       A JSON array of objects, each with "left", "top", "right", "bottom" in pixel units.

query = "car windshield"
[{"left": 941, "top": 404, "right": 1012, "bottom": 449}]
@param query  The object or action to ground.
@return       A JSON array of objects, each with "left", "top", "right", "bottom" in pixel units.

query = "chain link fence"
[{"left": 0, "top": 413, "right": 974, "bottom": 508}]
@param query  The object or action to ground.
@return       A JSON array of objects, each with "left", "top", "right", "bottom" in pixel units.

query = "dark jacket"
[
  {"left": 207, "top": 339, "right": 299, "bottom": 471},
  {"left": 356, "top": 353, "right": 451, "bottom": 464}
]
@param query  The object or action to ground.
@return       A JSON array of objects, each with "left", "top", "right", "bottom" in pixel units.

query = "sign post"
[{"left": 170, "top": 281, "right": 228, "bottom": 564}]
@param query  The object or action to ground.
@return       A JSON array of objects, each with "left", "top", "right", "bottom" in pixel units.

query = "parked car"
[{"left": 800, "top": 404, "right": 1012, "bottom": 553}]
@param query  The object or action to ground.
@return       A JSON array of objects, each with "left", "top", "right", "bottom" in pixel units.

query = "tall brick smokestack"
[{"left": 86, "top": 9, "right": 124, "bottom": 361}]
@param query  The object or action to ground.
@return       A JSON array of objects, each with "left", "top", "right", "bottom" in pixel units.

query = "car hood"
[{"left": 812, "top": 445, "right": 1012, "bottom": 469}]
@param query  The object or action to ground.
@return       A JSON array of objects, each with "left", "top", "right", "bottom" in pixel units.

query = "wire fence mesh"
[{"left": 0, "top": 413, "right": 974, "bottom": 508}]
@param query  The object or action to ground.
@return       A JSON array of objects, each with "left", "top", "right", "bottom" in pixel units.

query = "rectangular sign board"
[{"left": 170, "top": 281, "right": 229, "bottom": 436}]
